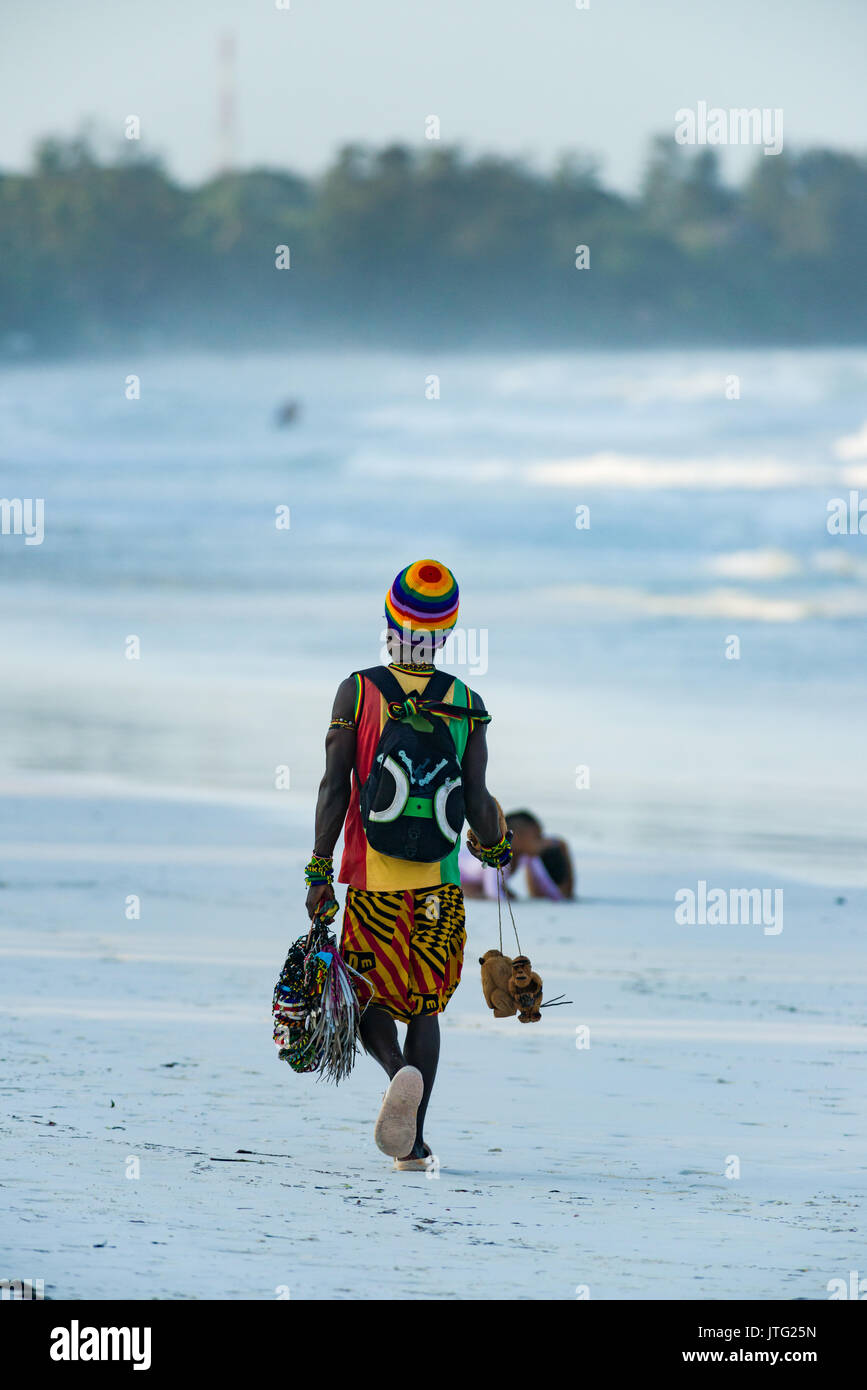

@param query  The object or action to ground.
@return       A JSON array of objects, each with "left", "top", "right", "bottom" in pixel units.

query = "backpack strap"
[
  {"left": 357, "top": 664, "right": 490, "bottom": 727},
  {"left": 356, "top": 665, "right": 411, "bottom": 707},
  {"left": 419, "top": 669, "right": 455, "bottom": 704},
  {"left": 420, "top": 672, "right": 492, "bottom": 726}
]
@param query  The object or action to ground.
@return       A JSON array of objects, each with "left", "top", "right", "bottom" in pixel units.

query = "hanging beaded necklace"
[{"left": 389, "top": 660, "right": 436, "bottom": 675}]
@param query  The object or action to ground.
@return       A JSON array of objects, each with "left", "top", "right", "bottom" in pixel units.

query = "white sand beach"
[{"left": 2, "top": 783, "right": 864, "bottom": 1301}]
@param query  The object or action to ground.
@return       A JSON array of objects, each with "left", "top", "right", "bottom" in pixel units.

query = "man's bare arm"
[
  {"left": 462, "top": 724, "right": 502, "bottom": 847},
  {"left": 305, "top": 676, "right": 357, "bottom": 918}
]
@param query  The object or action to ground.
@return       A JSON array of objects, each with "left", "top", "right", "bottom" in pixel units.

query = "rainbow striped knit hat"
[{"left": 385, "top": 559, "right": 459, "bottom": 646}]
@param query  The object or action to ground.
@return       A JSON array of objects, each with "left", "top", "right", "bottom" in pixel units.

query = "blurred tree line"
[{"left": 1, "top": 134, "right": 865, "bottom": 354}]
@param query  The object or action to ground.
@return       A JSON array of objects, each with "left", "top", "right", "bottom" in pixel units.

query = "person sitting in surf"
[{"left": 460, "top": 809, "right": 576, "bottom": 901}]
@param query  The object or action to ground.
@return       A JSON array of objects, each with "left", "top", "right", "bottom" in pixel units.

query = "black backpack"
[{"left": 357, "top": 666, "right": 469, "bottom": 862}]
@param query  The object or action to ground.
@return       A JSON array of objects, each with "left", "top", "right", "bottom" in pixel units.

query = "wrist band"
[
  {"left": 477, "top": 831, "right": 513, "bottom": 869},
  {"left": 305, "top": 854, "right": 334, "bottom": 887}
]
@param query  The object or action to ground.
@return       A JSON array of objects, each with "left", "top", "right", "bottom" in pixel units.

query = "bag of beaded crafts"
[{"left": 272, "top": 893, "right": 373, "bottom": 1083}]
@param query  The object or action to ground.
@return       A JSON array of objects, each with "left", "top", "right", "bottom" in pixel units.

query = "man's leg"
[
  {"left": 344, "top": 888, "right": 412, "bottom": 1079},
  {"left": 398, "top": 883, "right": 465, "bottom": 1161},
  {"left": 363, "top": 1005, "right": 426, "bottom": 1159},
  {"left": 402, "top": 1013, "right": 440, "bottom": 1159},
  {"left": 359, "top": 1004, "right": 406, "bottom": 1079}
]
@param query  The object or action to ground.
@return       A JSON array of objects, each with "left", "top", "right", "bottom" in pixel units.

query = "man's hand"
[
  {"left": 306, "top": 882, "right": 333, "bottom": 921},
  {"left": 465, "top": 789, "right": 507, "bottom": 859},
  {"left": 466, "top": 835, "right": 486, "bottom": 864}
]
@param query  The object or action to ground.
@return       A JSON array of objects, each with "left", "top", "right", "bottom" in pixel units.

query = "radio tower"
[{"left": 217, "top": 30, "right": 238, "bottom": 175}]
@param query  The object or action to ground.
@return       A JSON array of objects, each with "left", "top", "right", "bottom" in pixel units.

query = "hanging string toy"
[
  {"left": 469, "top": 814, "right": 572, "bottom": 1022},
  {"left": 271, "top": 856, "right": 374, "bottom": 1082}
]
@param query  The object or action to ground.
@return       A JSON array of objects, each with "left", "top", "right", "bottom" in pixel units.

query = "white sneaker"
[
  {"left": 393, "top": 1143, "right": 435, "bottom": 1172},
  {"left": 373, "top": 1066, "right": 423, "bottom": 1157}
]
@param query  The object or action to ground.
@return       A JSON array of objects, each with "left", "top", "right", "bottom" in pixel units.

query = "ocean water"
[{"left": 1, "top": 347, "right": 866, "bottom": 880}]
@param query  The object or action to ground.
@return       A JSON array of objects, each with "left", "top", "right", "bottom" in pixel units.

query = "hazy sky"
[{"left": 2, "top": 0, "right": 865, "bottom": 190}]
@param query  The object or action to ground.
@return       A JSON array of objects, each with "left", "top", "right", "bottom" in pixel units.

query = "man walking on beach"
[{"left": 305, "top": 560, "right": 510, "bottom": 1169}]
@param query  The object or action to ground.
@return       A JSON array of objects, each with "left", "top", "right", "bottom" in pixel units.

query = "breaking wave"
[
  {"left": 529, "top": 453, "right": 867, "bottom": 490},
  {"left": 538, "top": 583, "right": 867, "bottom": 621}
]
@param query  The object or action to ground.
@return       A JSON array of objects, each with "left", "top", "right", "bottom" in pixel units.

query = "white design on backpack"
[
  {"left": 395, "top": 750, "right": 448, "bottom": 787},
  {"left": 367, "top": 756, "right": 410, "bottom": 822}
]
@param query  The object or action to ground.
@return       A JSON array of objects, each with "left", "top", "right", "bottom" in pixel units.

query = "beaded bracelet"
[
  {"left": 304, "top": 854, "right": 334, "bottom": 887},
  {"left": 329, "top": 717, "right": 356, "bottom": 731},
  {"left": 477, "top": 831, "right": 513, "bottom": 869}
]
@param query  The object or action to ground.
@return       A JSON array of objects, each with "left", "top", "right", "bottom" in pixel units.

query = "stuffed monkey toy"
[
  {"left": 479, "top": 949, "right": 517, "bottom": 1018},
  {"left": 472, "top": 802, "right": 544, "bottom": 1024},
  {"left": 508, "top": 955, "right": 543, "bottom": 1023},
  {"left": 480, "top": 950, "right": 544, "bottom": 1022}
]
